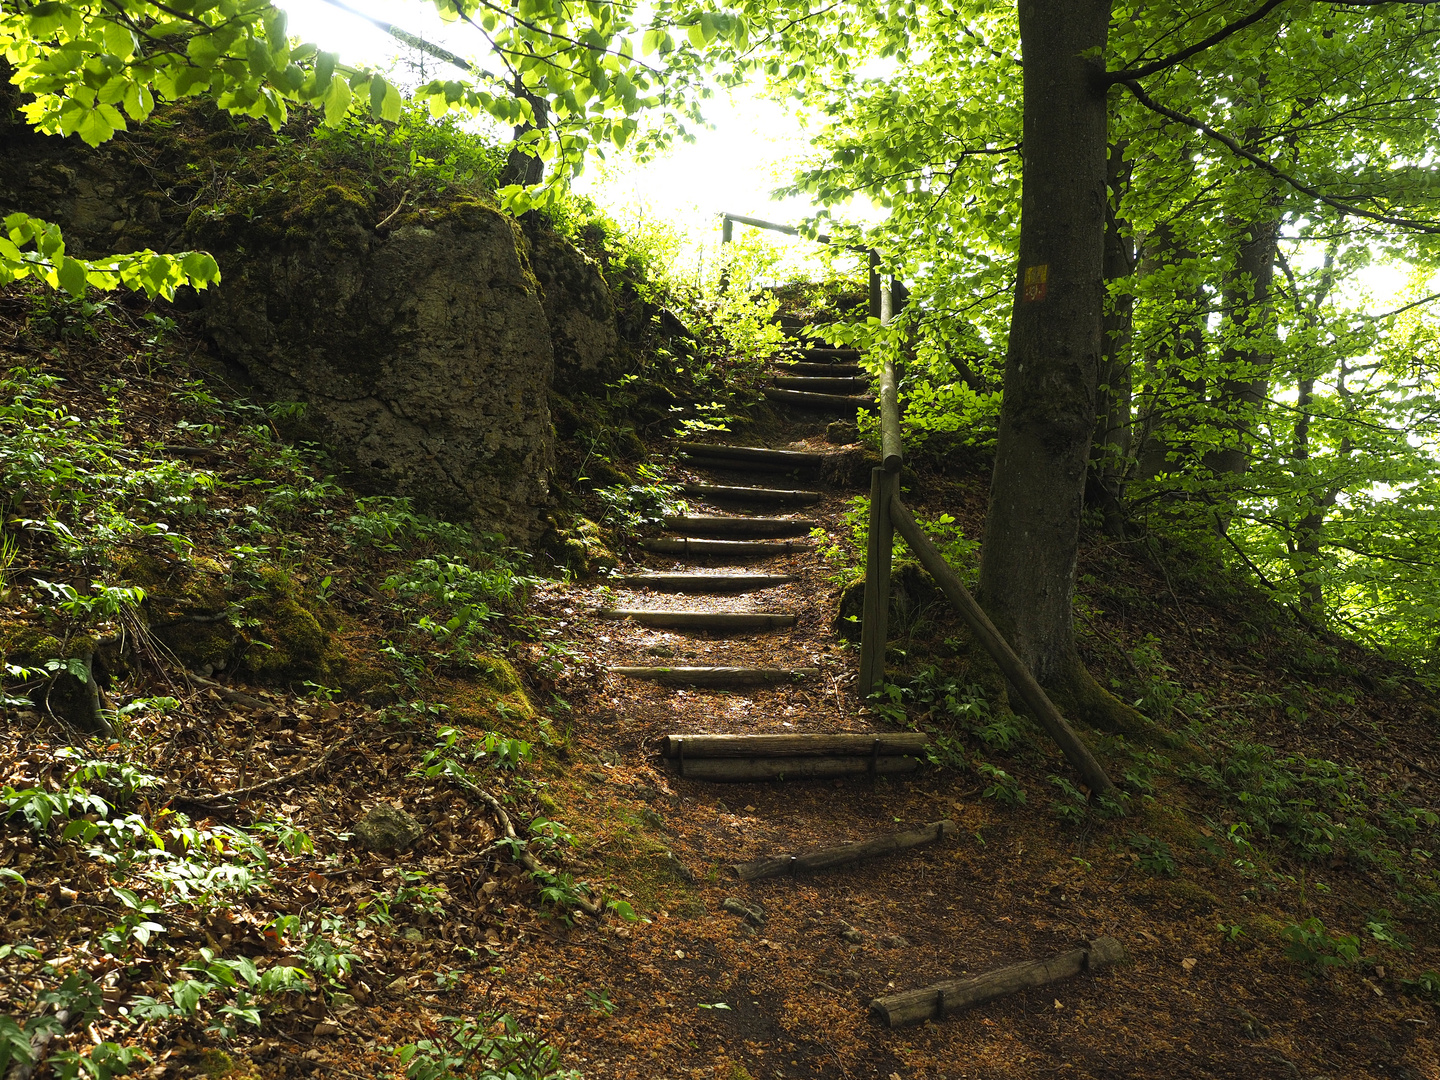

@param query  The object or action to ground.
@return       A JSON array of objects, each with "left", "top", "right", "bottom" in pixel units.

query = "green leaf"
[{"left": 56, "top": 256, "right": 88, "bottom": 297}]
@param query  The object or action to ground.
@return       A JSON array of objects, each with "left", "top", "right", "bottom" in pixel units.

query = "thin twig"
[{"left": 444, "top": 768, "right": 605, "bottom": 919}]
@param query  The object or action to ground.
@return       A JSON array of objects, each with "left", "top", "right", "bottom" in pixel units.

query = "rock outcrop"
[{"left": 0, "top": 108, "right": 626, "bottom": 539}]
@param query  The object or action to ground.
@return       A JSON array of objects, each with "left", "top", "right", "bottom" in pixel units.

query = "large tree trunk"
[
  {"left": 499, "top": 77, "right": 550, "bottom": 188},
  {"left": 978, "top": 0, "right": 1111, "bottom": 687}
]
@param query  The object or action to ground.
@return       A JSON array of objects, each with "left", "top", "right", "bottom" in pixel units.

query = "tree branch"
[
  {"left": 1105, "top": 0, "right": 1291, "bottom": 84},
  {"left": 1118, "top": 79, "right": 1440, "bottom": 233},
  {"left": 314, "top": 0, "right": 500, "bottom": 83}
]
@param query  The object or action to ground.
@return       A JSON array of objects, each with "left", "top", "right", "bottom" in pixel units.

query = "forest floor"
[{"left": 3, "top": 288, "right": 1440, "bottom": 1080}]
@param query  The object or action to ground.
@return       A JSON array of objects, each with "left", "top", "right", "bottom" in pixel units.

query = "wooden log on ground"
[
  {"left": 732, "top": 820, "right": 955, "bottom": 880},
  {"left": 599, "top": 609, "right": 796, "bottom": 631},
  {"left": 662, "top": 732, "right": 929, "bottom": 759},
  {"left": 779, "top": 362, "right": 864, "bottom": 377},
  {"left": 680, "top": 755, "right": 920, "bottom": 781},
  {"left": 642, "top": 538, "right": 811, "bottom": 556},
  {"left": 681, "top": 443, "right": 825, "bottom": 467},
  {"left": 764, "top": 387, "right": 876, "bottom": 410},
  {"left": 888, "top": 497, "right": 1118, "bottom": 798},
  {"left": 772, "top": 376, "right": 871, "bottom": 394},
  {"left": 613, "top": 666, "right": 817, "bottom": 687},
  {"left": 683, "top": 484, "right": 822, "bottom": 505},
  {"left": 618, "top": 572, "right": 798, "bottom": 592},
  {"left": 802, "top": 347, "right": 863, "bottom": 362},
  {"left": 870, "top": 937, "right": 1127, "bottom": 1027},
  {"left": 664, "top": 515, "right": 816, "bottom": 538}
]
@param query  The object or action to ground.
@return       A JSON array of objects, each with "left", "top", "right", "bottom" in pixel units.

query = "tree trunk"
[
  {"left": 1088, "top": 138, "right": 1135, "bottom": 538},
  {"left": 499, "top": 77, "right": 549, "bottom": 188},
  {"left": 1131, "top": 219, "right": 1208, "bottom": 481},
  {"left": 1206, "top": 212, "right": 1282, "bottom": 477},
  {"left": 977, "top": 0, "right": 1111, "bottom": 686}
]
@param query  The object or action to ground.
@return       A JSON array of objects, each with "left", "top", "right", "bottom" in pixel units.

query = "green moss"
[
  {"left": 196, "top": 1050, "right": 259, "bottom": 1080},
  {"left": 239, "top": 566, "right": 343, "bottom": 681}
]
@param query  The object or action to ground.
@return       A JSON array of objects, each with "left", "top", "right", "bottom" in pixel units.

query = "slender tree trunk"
[
  {"left": 1132, "top": 220, "right": 1208, "bottom": 480},
  {"left": 1206, "top": 212, "right": 1282, "bottom": 477},
  {"left": 978, "top": 0, "right": 1110, "bottom": 686},
  {"left": 499, "top": 77, "right": 550, "bottom": 188},
  {"left": 1088, "top": 138, "right": 1135, "bottom": 538},
  {"left": 1288, "top": 244, "right": 1339, "bottom": 614}
]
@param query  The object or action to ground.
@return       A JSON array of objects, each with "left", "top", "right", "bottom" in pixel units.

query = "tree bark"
[
  {"left": 1088, "top": 138, "right": 1136, "bottom": 537},
  {"left": 977, "top": 0, "right": 1110, "bottom": 685},
  {"left": 1206, "top": 212, "right": 1282, "bottom": 477},
  {"left": 499, "top": 76, "right": 549, "bottom": 188}
]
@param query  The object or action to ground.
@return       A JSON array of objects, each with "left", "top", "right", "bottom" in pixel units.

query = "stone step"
[
  {"left": 771, "top": 375, "right": 871, "bottom": 394},
  {"left": 765, "top": 387, "right": 876, "bottom": 411},
  {"left": 683, "top": 483, "right": 822, "bottom": 505},
  {"left": 617, "top": 572, "right": 798, "bottom": 592},
  {"left": 680, "top": 443, "right": 826, "bottom": 469},
  {"left": 612, "top": 665, "right": 818, "bottom": 687},
  {"left": 598, "top": 609, "right": 796, "bottom": 631},
  {"left": 778, "top": 361, "right": 865, "bottom": 377},
  {"left": 664, "top": 515, "right": 815, "bottom": 539},
  {"left": 642, "top": 538, "right": 811, "bottom": 556}
]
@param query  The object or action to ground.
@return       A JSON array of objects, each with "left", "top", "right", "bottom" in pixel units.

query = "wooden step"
[
  {"left": 765, "top": 387, "right": 876, "bottom": 410},
  {"left": 612, "top": 666, "right": 818, "bottom": 687},
  {"left": 663, "top": 732, "right": 930, "bottom": 759},
  {"left": 599, "top": 609, "right": 796, "bottom": 631},
  {"left": 664, "top": 515, "right": 815, "bottom": 538},
  {"left": 617, "top": 572, "right": 798, "bottom": 592},
  {"left": 677, "top": 756, "right": 921, "bottom": 781},
  {"left": 683, "top": 483, "right": 822, "bottom": 505},
  {"left": 731, "top": 820, "right": 956, "bottom": 880},
  {"left": 771, "top": 376, "right": 871, "bottom": 394},
  {"left": 779, "top": 362, "right": 864, "bottom": 377},
  {"left": 680, "top": 443, "right": 825, "bottom": 468},
  {"left": 802, "top": 347, "right": 863, "bottom": 362},
  {"left": 641, "top": 538, "right": 810, "bottom": 556}
]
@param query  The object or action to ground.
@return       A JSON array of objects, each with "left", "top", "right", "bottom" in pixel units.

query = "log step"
[
  {"left": 617, "top": 572, "right": 798, "bottom": 592},
  {"left": 683, "top": 483, "right": 822, "bottom": 505},
  {"left": 641, "top": 538, "right": 811, "bottom": 556},
  {"left": 678, "top": 756, "right": 920, "bottom": 781},
  {"left": 771, "top": 376, "right": 871, "bottom": 394},
  {"left": 870, "top": 937, "right": 1128, "bottom": 1028},
  {"left": 764, "top": 387, "right": 876, "bottom": 411},
  {"left": 612, "top": 666, "right": 818, "bottom": 687},
  {"left": 779, "top": 362, "right": 864, "bottom": 377},
  {"left": 731, "top": 820, "right": 955, "bottom": 880},
  {"left": 802, "top": 347, "right": 863, "bottom": 362},
  {"left": 599, "top": 609, "right": 796, "bottom": 631},
  {"left": 664, "top": 515, "right": 816, "bottom": 538},
  {"left": 663, "top": 732, "right": 930, "bottom": 759},
  {"left": 680, "top": 443, "right": 825, "bottom": 468}
]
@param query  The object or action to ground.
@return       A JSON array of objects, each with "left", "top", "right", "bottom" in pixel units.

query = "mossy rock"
[
  {"left": 196, "top": 1050, "right": 260, "bottom": 1080},
  {"left": 238, "top": 567, "right": 344, "bottom": 682},
  {"left": 545, "top": 516, "right": 617, "bottom": 576}
]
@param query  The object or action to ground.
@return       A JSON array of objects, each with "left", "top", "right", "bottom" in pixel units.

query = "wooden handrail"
[{"left": 887, "top": 497, "right": 1117, "bottom": 797}]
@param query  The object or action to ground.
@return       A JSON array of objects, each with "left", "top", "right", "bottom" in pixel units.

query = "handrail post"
[
  {"left": 719, "top": 214, "right": 733, "bottom": 293},
  {"left": 868, "top": 250, "right": 882, "bottom": 320},
  {"left": 859, "top": 466, "right": 898, "bottom": 697}
]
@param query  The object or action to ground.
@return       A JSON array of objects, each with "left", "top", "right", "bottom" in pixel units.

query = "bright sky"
[
  {"left": 277, "top": 0, "right": 1430, "bottom": 311},
  {"left": 278, "top": 0, "right": 844, "bottom": 281}
]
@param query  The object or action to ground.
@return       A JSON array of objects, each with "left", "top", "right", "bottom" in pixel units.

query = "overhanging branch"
[
  {"left": 1118, "top": 79, "right": 1440, "bottom": 233},
  {"left": 1104, "top": 0, "right": 1290, "bottom": 84}
]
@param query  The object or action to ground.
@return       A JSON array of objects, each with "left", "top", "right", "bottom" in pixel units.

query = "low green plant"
[
  {"left": 393, "top": 1011, "right": 582, "bottom": 1080},
  {"left": 1127, "top": 833, "right": 1179, "bottom": 877},
  {"left": 977, "top": 761, "right": 1025, "bottom": 806},
  {"left": 1280, "top": 917, "right": 1362, "bottom": 977},
  {"left": 593, "top": 464, "right": 687, "bottom": 531}
]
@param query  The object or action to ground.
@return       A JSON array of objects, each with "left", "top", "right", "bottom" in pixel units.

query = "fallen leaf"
[{"left": 1181, "top": 957, "right": 1198, "bottom": 973}]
